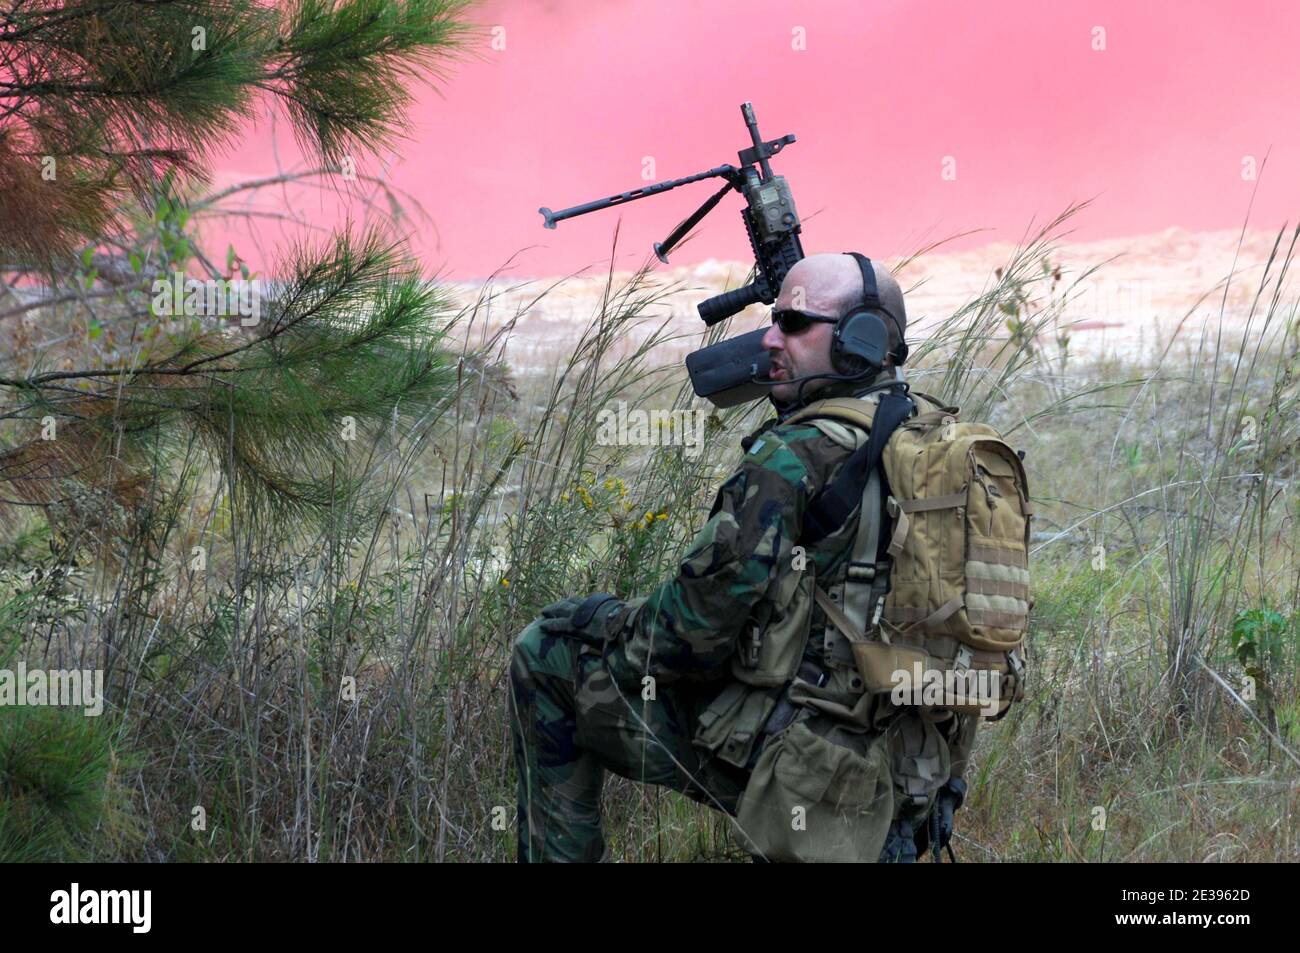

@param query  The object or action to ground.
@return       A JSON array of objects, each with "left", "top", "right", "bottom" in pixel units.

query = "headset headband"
[{"left": 843, "top": 252, "right": 903, "bottom": 336}]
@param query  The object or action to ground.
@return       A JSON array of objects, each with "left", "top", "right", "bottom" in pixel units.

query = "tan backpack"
[{"left": 787, "top": 390, "right": 1031, "bottom": 718}]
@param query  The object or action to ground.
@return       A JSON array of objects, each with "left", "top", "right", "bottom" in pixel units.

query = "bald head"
[{"left": 774, "top": 253, "right": 907, "bottom": 355}]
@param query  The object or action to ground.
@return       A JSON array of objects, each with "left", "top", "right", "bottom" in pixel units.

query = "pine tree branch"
[
  {"left": 0, "top": 0, "right": 184, "bottom": 45},
  {"left": 0, "top": 1, "right": 474, "bottom": 527}
]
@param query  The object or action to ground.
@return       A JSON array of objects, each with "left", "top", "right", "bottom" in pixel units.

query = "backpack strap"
[
  {"left": 786, "top": 397, "right": 880, "bottom": 431},
  {"left": 786, "top": 388, "right": 915, "bottom": 673},
  {"left": 794, "top": 388, "right": 914, "bottom": 548}
]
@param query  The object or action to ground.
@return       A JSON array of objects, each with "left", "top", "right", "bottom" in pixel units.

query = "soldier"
[{"left": 508, "top": 253, "right": 976, "bottom": 862}]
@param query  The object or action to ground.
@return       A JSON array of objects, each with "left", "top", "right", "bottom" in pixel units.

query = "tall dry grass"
[{"left": 2, "top": 205, "right": 1297, "bottom": 861}]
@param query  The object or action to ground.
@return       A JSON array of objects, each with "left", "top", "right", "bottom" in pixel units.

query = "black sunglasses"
[{"left": 770, "top": 308, "right": 840, "bottom": 335}]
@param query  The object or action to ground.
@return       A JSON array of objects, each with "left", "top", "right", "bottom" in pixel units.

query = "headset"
[{"left": 829, "top": 252, "right": 908, "bottom": 375}]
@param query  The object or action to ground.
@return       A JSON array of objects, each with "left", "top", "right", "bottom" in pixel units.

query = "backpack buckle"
[
  {"left": 954, "top": 645, "right": 973, "bottom": 675},
  {"left": 1005, "top": 649, "right": 1026, "bottom": 700},
  {"left": 871, "top": 594, "right": 886, "bottom": 628},
  {"left": 846, "top": 561, "right": 876, "bottom": 583},
  {"left": 868, "top": 561, "right": 892, "bottom": 631}
]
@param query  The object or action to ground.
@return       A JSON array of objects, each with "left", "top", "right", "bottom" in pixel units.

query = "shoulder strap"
[
  {"left": 785, "top": 397, "right": 879, "bottom": 431},
  {"left": 798, "top": 388, "right": 914, "bottom": 547}
]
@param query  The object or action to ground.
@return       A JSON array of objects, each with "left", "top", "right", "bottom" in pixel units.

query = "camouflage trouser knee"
[{"left": 507, "top": 618, "right": 740, "bottom": 862}]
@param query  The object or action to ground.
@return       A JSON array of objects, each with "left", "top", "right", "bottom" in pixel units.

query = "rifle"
[{"left": 540, "top": 102, "right": 805, "bottom": 407}]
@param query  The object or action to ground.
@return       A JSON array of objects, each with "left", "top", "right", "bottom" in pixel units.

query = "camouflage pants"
[{"left": 507, "top": 618, "right": 750, "bottom": 862}]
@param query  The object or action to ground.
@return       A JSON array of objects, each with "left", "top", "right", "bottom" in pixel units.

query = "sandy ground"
[{"left": 449, "top": 226, "right": 1296, "bottom": 374}]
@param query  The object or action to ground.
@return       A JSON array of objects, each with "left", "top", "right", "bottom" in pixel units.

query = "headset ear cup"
[
  {"left": 830, "top": 317, "right": 853, "bottom": 374},
  {"left": 832, "top": 310, "right": 888, "bottom": 374}
]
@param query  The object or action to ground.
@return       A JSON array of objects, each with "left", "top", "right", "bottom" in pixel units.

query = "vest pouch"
[
  {"left": 851, "top": 640, "right": 931, "bottom": 695},
  {"left": 888, "top": 708, "right": 952, "bottom": 820},
  {"left": 692, "top": 682, "right": 778, "bottom": 770},
  {"left": 736, "top": 719, "right": 893, "bottom": 862},
  {"left": 732, "top": 566, "right": 815, "bottom": 688}
]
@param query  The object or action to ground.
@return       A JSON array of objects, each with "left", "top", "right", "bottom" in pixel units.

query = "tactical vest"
[{"left": 690, "top": 396, "right": 879, "bottom": 775}]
